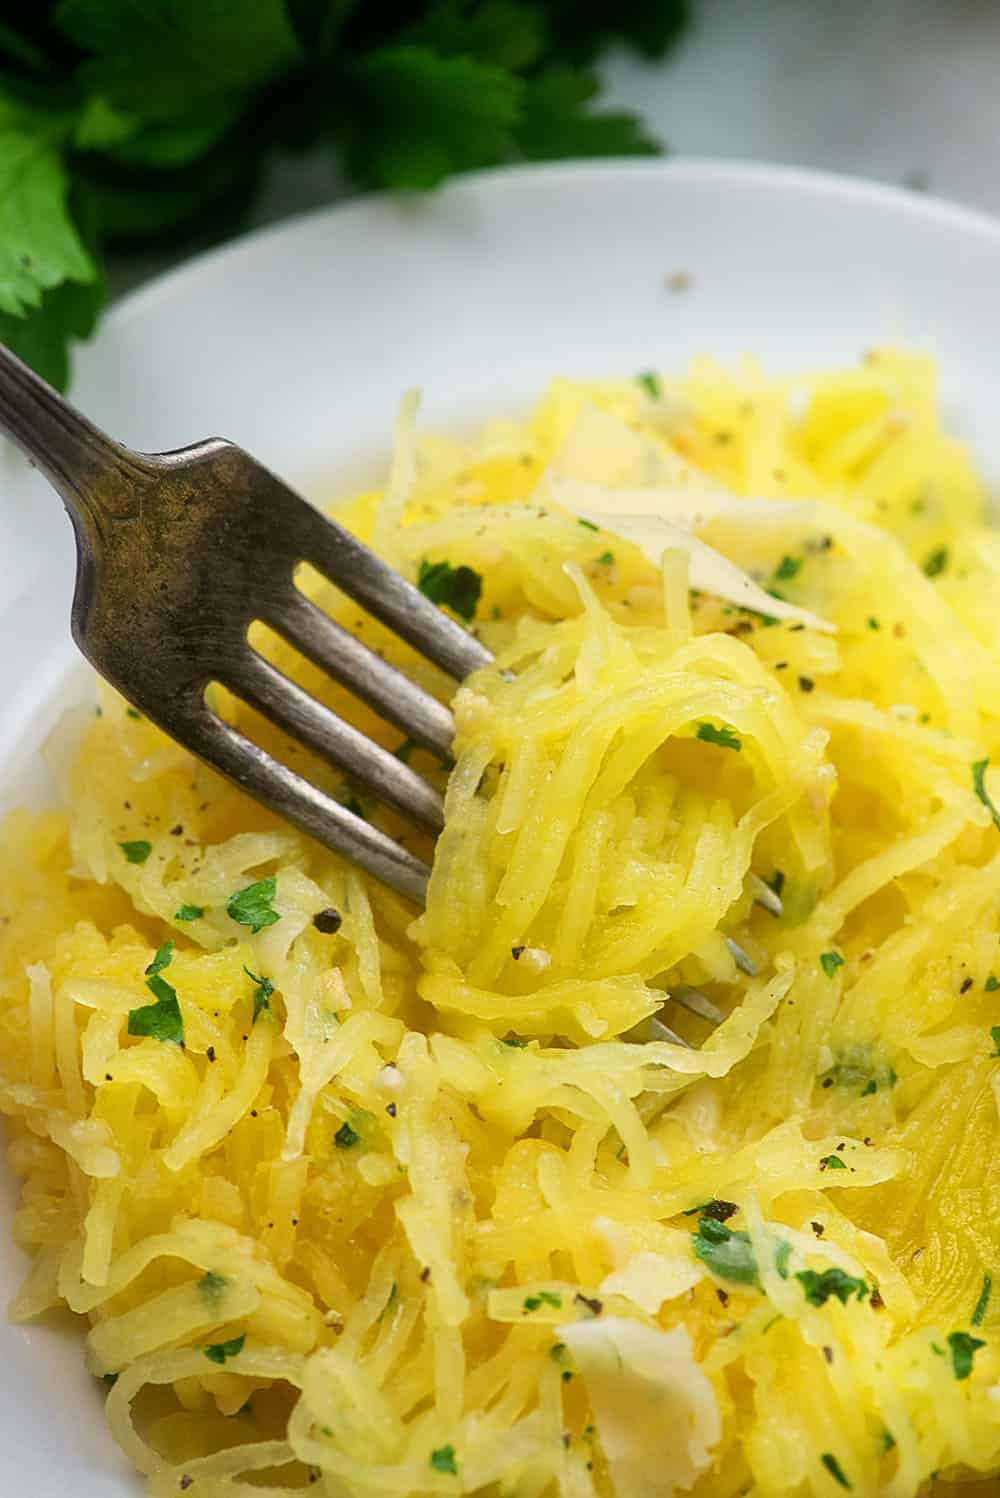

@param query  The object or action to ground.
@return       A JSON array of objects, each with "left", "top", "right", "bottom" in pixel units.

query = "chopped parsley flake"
[
  {"left": 821, "top": 1154, "right": 848, "bottom": 1171},
  {"left": 128, "top": 977, "right": 184, "bottom": 1046},
  {"left": 243, "top": 966, "right": 274, "bottom": 1023},
  {"left": 126, "top": 708, "right": 142, "bottom": 720},
  {"left": 102, "top": 1372, "right": 119, "bottom": 1387},
  {"left": 992, "top": 1026, "right": 1000, "bottom": 1057},
  {"left": 820, "top": 950, "right": 845, "bottom": 978},
  {"left": 429, "top": 1444, "right": 458, "bottom": 1475},
  {"left": 696, "top": 722, "right": 742, "bottom": 752},
  {"left": 692, "top": 1215, "right": 789, "bottom": 1287},
  {"left": 867, "top": 616, "right": 880, "bottom": 631},
  {"left": 577, "top": 517, "right": 599, "bottom": 532},
  {"left": 822, "top": 1043, "right": 896, "bottom": 1095},
  {"left": 119, "top": 840, "right": 151, "bottom": 864},
  {"left": 948, "top": 1330, "right": 985, "bottom": 1380},
  {"left": 987, "top": 975, "right": 1000, "bottom": 992},
  {"left": 524, "top": 1290, "right": 562, "bottom": 1311},
  {"left": 227, "top": 876, "right": 280, "bottom": 934},
  {"left": 145, "top": 940, "right": 173, "bottom": 977},
  {"left": 972, "top": 759, "right": 1000, "bottom": 831},
  {"left": 417, "top": 559, "right": 482, "bottom": 620},
  {"left": 636, "top": 370, "right": 661, "bottom": 399},
  {"left": 198, "top": 1272, "right": 228, "bottom": 1307},
  {"left": 774, "top": 1239, "right": 792, "bottom": 1280},
  {"left": 694, "top": 1216, "right": 757, "bottom": 1283},
  {"left": 821, "top": 1452, "right": 851, "bottom": 1489},
  {"left": 203, "top": 1334, "right": 245, "bottom": 1365},
  {"left": 923, "top": 547, "right": 949, "bottom": 578},
  {"left": 174, "top": 904, "right": 204, "bottom": 922},
  {"left": 334, "top": 1120, "right": 361, "bottom": 1149},
  {"left": 598, "top": 551, "right": 614, "bottom": 565},
  {"left": 972, "top": 1272, "right": 992, "bottom": 1328},
  {"left": 774, "top": 554, "right": 803, "bottom": 581},
  {"left": 796, "top": 1267, "right": 869, "bottom": 1307}
]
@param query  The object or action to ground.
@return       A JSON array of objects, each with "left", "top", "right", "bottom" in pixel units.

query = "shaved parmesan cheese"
[
  {"left": 601, "top": 1251, "right": 703, "bottom": 1314},
  {"left": 547, "top": 477, "right": 832, "bottom": 632},
  {"left": 558, "top": 1318, "right": 720, "bottom": 1498},
  {"left": 596, "top": 1219, "right": 705, "bottom": 1312}
]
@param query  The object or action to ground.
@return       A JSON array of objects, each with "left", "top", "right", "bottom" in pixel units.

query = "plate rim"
[{"left": 97, "top": 156, "right": 1000, "bottom": 348}]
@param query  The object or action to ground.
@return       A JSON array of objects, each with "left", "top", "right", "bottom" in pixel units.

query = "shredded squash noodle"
[{"left": 4, "top": 350, "right": 1000, "bottom": 1497}]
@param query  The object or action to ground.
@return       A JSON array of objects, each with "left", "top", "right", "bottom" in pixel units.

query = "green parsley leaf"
[
  {"left": 597, "top": 551, "right": 614, "bottom": 565},
  {"left": 987, "top": 975, "right": 1000, "bottom": 992},
  {"left": 922, "top": 546, "right": 949, "bottom": 578},
  {"left": 203, "top": 1333, "right": 245, "bottom": 1365},
  {"left": 866, "top": 616, "right": 880, "bottom": 630},
  {"left": 56, "top": 0, "right": 303, "bottom": 118},
  {"left": 0, "top": 113, "right": 96, "bottom": 322},
  {"left": 692, "top": 1217, "right": 753, "bottom": 1285},
  {"left": 403, "top": 0, "right": 548, "bottom": 71},
  {"left": 992, "top": 1027, "right": 1000, "bottom": 1057},
  {"left": 515, "top": 65, "right": 658, "bottom": 161},
  {"left": 822, "top": 1043, "right": 896, "bottom": 1096},
  {"left": 429, "top": 1443, "right": 458, "bottom": 1475},
  {"left": 821, "top": 1452, "right": 851, "bottom": 1490},
  {"left": 796, "top": 1267, "right": 869, "bottom": 1307},
  {"left": 820, "top": 950, "right": 845, "bottom": 978},
  {"left": 948, "top": 1330, "right": 985, "bottom": 1380},
  {"left": 334, "top": 1120, "right": 360, "bottom": 1149},
  {"left": 119, "top": 839, "right": 152, "bottom": 864},
  {"left": 821, "top": 1154, "right": 848, "bottom": 1171},
  {"left": 0, "top": 262, "right": 105, "bottom": 391},
  {"left": 636, "top": 370, "right": 661, "bottom": 399},
  {"left": 972, "top": 759, "right": 1000, "bottom": 831},
  {"left": 774, "top": 1239, "right": 792, "bottom": 1280},
  {"left": 101, "top": 1371, "right": 119, "bottom": 1388},
  {"left": 774, "top": 554, "right": 803, "bottom": 581},
  {"left": 145, "top": 939, "right": 173, "bottom": 977},
  {"left": 577, "top": 517, "right": 599, "bottom": 531},
  {"left": 243, "top": 965, "right": 274, "bottom": 1023},
  {"left": 174, "top": 904, "right": 204, "bottom": 922},
  {"left": 128, "top": 979, "right": 183, "bottom": 1045},
  {"left": 342, "top": 46, "right": 520, "bottom": 189},
  {"left": 198, "top": 1271, "right": 228, "bottom": 1307},
  {"left": 972, "top": 1272, "right": 992, "bottom": 1328},
  {"left": 881, "top": 1429, "right": 897, "bottom": 1452},
  {"left": 417, "top": 559, "right": 483, "bottom": 620},
  {"left": 227, "top": 876, "right": 280, "bottom": 933},
  {"left": 524, "top": 1290, "right": 562, "bottom": 1311},
  {"left": 696, "top": 722, "right": 741, "bottom": 752}
]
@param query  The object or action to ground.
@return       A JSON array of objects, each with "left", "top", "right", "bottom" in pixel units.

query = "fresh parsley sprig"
[{"left": 0, "top": 2, "right": 686, "bottom": 386}]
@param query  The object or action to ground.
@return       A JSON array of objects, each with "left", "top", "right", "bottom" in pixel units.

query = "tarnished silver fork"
[
  {"left": 0, "top": 345, "right": 778, "bottom": 1040},
  {"left": 0, "top": 344, "right": 490, "bottom": 905}
]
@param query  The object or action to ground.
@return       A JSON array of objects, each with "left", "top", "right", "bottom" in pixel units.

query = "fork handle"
[{"left": 0, "top": 342, "right": 150, "bottom": 531}]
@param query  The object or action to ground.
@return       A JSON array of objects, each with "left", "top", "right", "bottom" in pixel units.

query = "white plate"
[{"left": 3, "top": 158, "right": 1000, "bottom": 1493}]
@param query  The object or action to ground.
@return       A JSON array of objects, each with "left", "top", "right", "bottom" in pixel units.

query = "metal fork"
[
  {"left": 0, "top": 346, "right": 780, "bottom": 1041},
  {"left": 0, "top": 344, "right": 491, "bottom": 905}
]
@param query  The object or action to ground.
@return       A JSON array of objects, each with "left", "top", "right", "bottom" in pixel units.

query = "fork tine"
[
  {"left": 299, "top": 507, "right": 494, "bottom": 681},
  {"left": 184, "top": 708, "right": 431, "bottom": 903},
  {"left": 262, "top": 588, "right": 455, "bottom": 758},
  {"left": 222, "top": 651, "right": 445, "bottom": 832},
  {"left": 669, "top": 985, "right": 726, "bottom": 1025}
]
